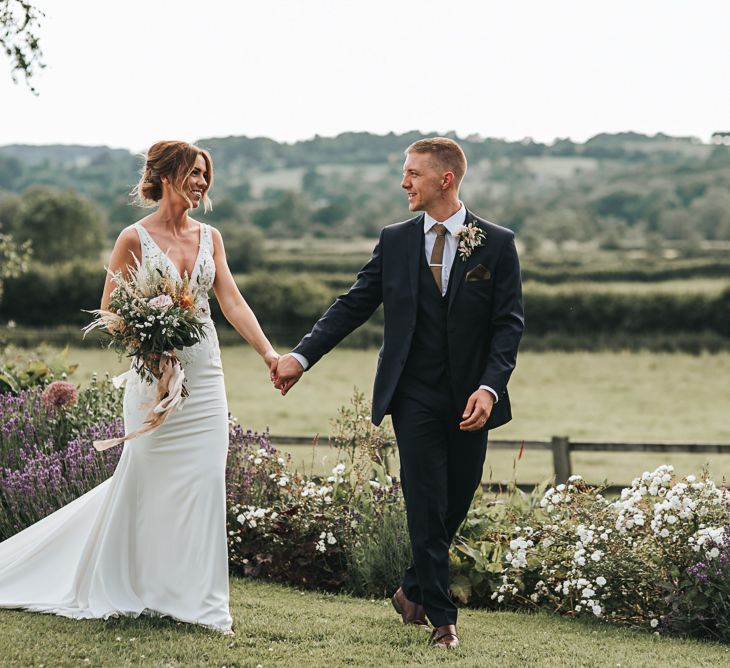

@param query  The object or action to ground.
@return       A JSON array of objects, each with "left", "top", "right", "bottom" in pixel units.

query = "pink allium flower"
[{"left": 42, "top": 380, "right": 78, "bottom": 408}]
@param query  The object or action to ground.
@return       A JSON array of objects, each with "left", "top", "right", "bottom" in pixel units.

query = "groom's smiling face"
[{"left": 401, "top": 152, "right": 446, "bottom": 213}]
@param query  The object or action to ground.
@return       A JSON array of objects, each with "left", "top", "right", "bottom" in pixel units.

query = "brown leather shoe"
[
  {"left": 430, "top": 624, "right": 459, "bottom": 649},
  {"left": 391, "top": 587, "right": 429, "bottom": 629}
]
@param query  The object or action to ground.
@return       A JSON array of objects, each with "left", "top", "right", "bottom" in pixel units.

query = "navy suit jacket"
[{"left": 293, "top": 209, "right": 525, "bottom": 429}]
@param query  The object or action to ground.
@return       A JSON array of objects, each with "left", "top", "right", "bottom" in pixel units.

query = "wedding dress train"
[{"left": 0, "top": 222, "right": 233, "bottom": 632}]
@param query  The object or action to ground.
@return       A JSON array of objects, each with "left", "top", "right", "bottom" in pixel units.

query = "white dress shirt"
[{"left": 290, "top": 202, "right": 498, "bottom": 404}]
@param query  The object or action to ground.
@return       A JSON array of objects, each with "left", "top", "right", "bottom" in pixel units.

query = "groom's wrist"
[
  {"left": 289, "top": 352, "right": 309, "bottom": 371},
  {"left": 478, "top": 385, "right": 498, "bottom": 404}
]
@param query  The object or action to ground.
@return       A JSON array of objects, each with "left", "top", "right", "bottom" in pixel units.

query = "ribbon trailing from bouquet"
[{"left": 93, "top": 356, "right": 186, "bottom": 451}]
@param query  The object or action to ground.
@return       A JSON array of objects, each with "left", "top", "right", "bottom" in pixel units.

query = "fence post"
[{"left": 551, "top": 435, "right": 572, "bottom": 485}]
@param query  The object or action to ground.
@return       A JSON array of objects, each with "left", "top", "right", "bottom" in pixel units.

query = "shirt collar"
[{"left": 423, "top": 202, "right": 466, "bottom": 236}]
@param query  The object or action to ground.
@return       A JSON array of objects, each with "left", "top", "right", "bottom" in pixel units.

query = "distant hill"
[
  {"left": 0, "top": 130, "right": 728, "bottom": 246},
  {"left": 0, "top": 129, "right": 712, "bottom": 171},
  {"left": 0, "top": 144, "right": 132, "bottom": 167}
]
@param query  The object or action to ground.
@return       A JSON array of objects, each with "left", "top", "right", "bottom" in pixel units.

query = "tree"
[
  {"left": 220, "top": 224, "right": 265, "bottom": 273},
  {"left": 252, "top": 191, "right": 312, "bottom": 233},
  {"left": 0, "top": 154, "right": 23, "bottom": 189},
  {"left": 302, "top": 167, "right": 326, "bottom": 198},
  {"left": 312, "top": 199, "right": 351, "bottom": 226},
  {"left": 690, "top": 188, "right": 730, "bottom": 240},
  {"left": 0, "top": 191, "right": 21, "bottom": 229},
  {"left": 14, "top": 186, "right": 106, "bottom": 263},
  {"left": 0, "top": 231, "right": 31, "bottom": 304},
  {"left": 1, "top": 1, "right": 45, "bottom": 93},
  {"left": 202, "top": 196, "right": 242, "bottom": 224}
]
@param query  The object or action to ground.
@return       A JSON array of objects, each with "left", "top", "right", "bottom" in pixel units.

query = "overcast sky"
[{"left": 2, "top": 0, "right": 728, "bottom": 151}]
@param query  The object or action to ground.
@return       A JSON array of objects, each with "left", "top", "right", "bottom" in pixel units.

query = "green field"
[
  {"left": 60, "top": 347, "right": 730, "bottom": 487},
  {"left": 249, "top": 163, "right": 391, "bottom": 197},
  {"left": 2, "top": 579, "right": 728, "bottom": 667}
]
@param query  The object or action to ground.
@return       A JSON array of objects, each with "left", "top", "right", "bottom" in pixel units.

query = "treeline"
[
  {"left": 2, "top": 131, "right": 727, "bottom": 180},
  {"left": 1, "top": 131, "right": 730, "bottom": 251},
  {"left": 2, "top": 262, "right": 728, "bottom": 352}
]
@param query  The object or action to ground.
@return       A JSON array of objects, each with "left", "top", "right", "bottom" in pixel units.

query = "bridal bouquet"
[{"left": 83, "top": 259, "right": 208, "bottom": 450}]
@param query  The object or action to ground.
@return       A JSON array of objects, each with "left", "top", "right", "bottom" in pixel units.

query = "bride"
[{"left": 0, "top": 140, "right": 279, "bottom": 634}]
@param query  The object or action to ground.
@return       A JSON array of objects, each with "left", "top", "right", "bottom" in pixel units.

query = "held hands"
[
  {"left": 271, "top": 353, "right": 304, "bottom": 396},
  {"left": 263, "top": 349, "right": 280, "bottom": 375},
  {"left": 459, "top": 389, "right": 494, "bottom": 431}
]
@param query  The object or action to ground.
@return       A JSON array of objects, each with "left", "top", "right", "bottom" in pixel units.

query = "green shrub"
[
  {"left": 0, "top": 261, "right": 104, "bottom": 326},
  {"left": 0, "top": 345, "right": 79, "bottom": 392},
  {"left": 209, "top": 272, "right": 338, "bottom": 343},
  {"left": 2, "top": 261, "right": 728, "bottom": 351},
  {"left": 12, "top": 186, "right": 106, "bottom": 264}
]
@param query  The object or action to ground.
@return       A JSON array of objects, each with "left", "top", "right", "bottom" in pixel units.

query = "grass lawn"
[
  {"left": 1, "top": 579, "right": 728, "bottom": 667},
  {"left": 59, "top": 347, "right": 730, "bottom": 487}
]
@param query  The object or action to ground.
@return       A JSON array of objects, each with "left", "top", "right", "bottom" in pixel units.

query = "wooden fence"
[{"left": 269, "top": 434, "right": 730, "bottom": 495}]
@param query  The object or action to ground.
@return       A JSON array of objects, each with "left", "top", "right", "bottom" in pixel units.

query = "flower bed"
[
  {"left": 0, "top": 376, "right": 124, "bottom": 538},
  {"left": 1, "top": 378, "right": 728, "bottom": 641},
  {"left": 453, "top": 468, "right": 730, "bottom": 640},
  {"left": 225, "top": 418, "right": 411, "bottom": 597}
]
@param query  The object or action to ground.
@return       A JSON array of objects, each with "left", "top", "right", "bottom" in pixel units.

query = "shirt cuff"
[
  {"left": 289, "top": 352, "right": 310, "bottom": 370},
  {"left": 479, "top": 385, "right": 498, "bottom": 403}
]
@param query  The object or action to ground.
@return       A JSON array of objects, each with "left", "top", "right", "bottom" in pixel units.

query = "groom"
[{"left": 274, "top": 137, "right": 524, "bottom": 648}]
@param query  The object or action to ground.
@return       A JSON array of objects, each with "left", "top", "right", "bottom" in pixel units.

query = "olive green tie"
[{"left": 429, "top": 223, "right": 448, "bottom": 293}]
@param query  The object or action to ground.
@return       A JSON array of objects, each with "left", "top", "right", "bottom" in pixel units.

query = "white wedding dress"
[{"left": 0, "top": 222, "right": 233, "bottom": 632}]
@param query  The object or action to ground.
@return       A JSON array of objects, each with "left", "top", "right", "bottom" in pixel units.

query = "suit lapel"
[
  {"left": 448, "top": 209, "right": 484, "bottom": 312},
  {"left": 407, "top": 215, "right": 423, "bottom": 307}
]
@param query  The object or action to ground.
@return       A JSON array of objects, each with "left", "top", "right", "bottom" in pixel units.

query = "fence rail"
[{"left": 269, "top": 434, "right": 730, "bottom": 494}]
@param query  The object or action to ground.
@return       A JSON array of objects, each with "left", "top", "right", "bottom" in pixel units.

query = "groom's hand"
[
  {"left": 459, "top": 389, "right": 494, "bottom": 431},
  {"left": 273, "top": 354, "right": 304, "bottom": 396}
]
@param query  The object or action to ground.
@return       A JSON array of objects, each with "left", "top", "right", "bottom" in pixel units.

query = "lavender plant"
[
  {"left": 0, "top": 420, "right": 122, "bottom": 538},
  {"left": 0, "top": 375, "right": 124, "bottom": 539}
]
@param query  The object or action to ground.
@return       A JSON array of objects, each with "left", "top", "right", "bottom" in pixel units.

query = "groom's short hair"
[{"left": 405, "top": 137, "right": 467, "bottom": 188}]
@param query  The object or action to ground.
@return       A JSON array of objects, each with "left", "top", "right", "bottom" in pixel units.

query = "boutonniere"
[{"left": 453, "top": 221, "right": 486, "bottom": 261}]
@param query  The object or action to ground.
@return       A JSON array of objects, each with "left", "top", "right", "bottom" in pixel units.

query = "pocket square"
[{"left": 466, "top": 264, "right": 491, "bottom": 282}]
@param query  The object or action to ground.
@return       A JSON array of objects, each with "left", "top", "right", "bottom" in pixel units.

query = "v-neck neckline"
[{"left": 138, "top": 222, "right": 204, "bottom": 282}]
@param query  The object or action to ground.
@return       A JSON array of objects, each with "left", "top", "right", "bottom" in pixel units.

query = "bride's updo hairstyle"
[{"left": 133, "top": 140, "right": 214, "bottom": 212}]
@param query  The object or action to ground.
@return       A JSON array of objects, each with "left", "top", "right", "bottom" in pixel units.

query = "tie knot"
[{"left": 432, "top": 223, "right": 447, "bottom": 238}]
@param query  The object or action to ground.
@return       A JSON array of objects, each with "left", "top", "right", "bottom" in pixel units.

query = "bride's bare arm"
[
  {"left": 210, "top": 227, "right": 278, "bottom": 370},
  {"left": 100, "top": 227, "right": 141, "bottom": 310}
]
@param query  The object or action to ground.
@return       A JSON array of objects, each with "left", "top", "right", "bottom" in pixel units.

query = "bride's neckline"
[{"left": 136, "top": 221, "right": 204, "bottom": 281}]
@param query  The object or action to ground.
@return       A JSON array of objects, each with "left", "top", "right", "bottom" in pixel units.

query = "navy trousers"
[{"left": 390, "top": 383, "right": 488, "bottom": 627}]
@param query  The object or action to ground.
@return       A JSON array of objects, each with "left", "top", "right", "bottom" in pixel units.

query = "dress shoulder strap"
[
  {"left": 201, "top": 222, "right": 214, "bottom": 257},
  {"left": 132, "top": 222, "right": 156, "bottom": 262}
]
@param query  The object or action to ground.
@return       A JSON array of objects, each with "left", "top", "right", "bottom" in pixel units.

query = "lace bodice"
[
  {"left": 133, "top": 222, "right": 215, "bottom": 321},
  {"left": 132, "top": 222, "right": 220, "bottom": 368}
]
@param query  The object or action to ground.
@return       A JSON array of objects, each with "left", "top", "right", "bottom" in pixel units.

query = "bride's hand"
[{"left": 264, "top": 350, "right": 280, "bottom": 378}]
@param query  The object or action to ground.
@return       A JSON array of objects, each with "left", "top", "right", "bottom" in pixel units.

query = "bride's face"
[
  {"left": 162, "top": 153, "right": 209, "bottom": 209},
  {"left": 186, "top": 154, "right": 209, "bottom": 209}
]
